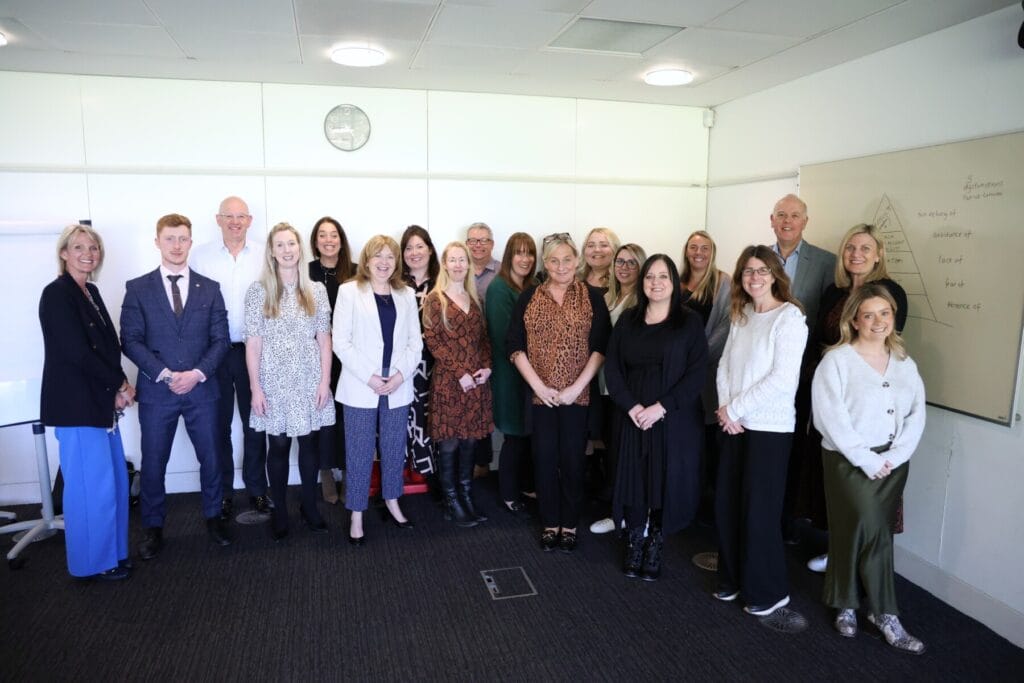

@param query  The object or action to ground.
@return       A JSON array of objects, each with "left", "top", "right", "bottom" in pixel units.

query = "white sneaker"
[
  {"left": 589, "top": 517, "right": 615, "bottom": 534},
  {"left": 807, "top": 553, "right": 828, "bottom": 573},
  {"left": 744, "top": 595, "right": 790, "bottom": 616}
]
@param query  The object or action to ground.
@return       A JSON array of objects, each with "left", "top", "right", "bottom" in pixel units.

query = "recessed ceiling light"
[
  {"left": 644, "top": 69, "right": 694, "bottom": 86},
  {"left": 0, "top": 32, "right": 8, "bottom": 47},
  {"left": 330, "top": 46, "right": 386, "bottom": 67}
]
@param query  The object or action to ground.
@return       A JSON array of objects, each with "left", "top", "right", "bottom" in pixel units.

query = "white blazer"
[{"left": 333, "top": 280, "right": 423, "bottom": 409}]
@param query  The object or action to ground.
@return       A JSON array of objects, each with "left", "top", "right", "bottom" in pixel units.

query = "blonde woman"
[
  {"left": 578, "top": 227, "right": 621, "bottom": 304},
  {"left": 245, "top": 223, "right": 334, "bottom": 540},
  {"left": 334, "top": 235, "right": 422, "bottom": 545},
  {"left": 422, "top": 242, "right": 494, "bottom": 527},
  {"left": 812, "top": 284, "right": 925, "bottom": 652}
]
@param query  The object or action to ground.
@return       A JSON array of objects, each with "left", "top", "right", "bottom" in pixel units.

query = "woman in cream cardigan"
[
  {"left": 333, "top": 235, "right": 423, "bottom": 545},
  {"left": 812, "top": 283, "right": 926, "bottom": 653}
]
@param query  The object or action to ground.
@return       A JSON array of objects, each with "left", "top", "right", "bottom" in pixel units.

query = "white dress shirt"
[
  {"left": 190, "top": 238, "right": 264, "bottom": 343},
  {"left": 159, "top": 264, "right": 189, "bottom": 310}
]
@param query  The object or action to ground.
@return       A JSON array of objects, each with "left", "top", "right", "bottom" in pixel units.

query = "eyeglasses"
[
  {"left": 741, "top": 267, "right": 772, "bottom": 277},
  {"left": 217, "top": 213, "right": 251, "bottom": 221},
  {"left": 614, "top": 258, "right": 639, "bottom": 269},
  {"left": 542, "top": 232, "right": 572, "bottom": 245},
  {"left": 466, "top": 238, "right": 492, "bottom": 246}
]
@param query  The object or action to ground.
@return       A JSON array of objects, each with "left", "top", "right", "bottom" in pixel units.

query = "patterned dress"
[
  {"left": 244, "top": 281, "right": 336, "bottom": 436},
  {"left": 405, "top": 276, "right": 436, "bottom": 473},
  {"left": 422, "top": 292, "right": 494, "bottom": 441}
]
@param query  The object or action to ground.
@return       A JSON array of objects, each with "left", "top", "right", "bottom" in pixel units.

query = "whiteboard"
[{"left": 800, "top": 131, "right": 1024, "bottom": 426}]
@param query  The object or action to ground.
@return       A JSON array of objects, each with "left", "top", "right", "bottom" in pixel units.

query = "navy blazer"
[
  {"left": 39, "top": 273, "right": 127, "bottom": 428},
  {"left": 120, "top": 267, "right": 229, "bottom": 405}
]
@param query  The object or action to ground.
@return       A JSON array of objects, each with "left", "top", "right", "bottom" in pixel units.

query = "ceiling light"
[
  {"left": 644, "top": 69, "right": 694, "bottom": 86},
  {"left": 330, "top": 46, "right": 386, "bottom": 67},
  {"left": 0, "top": 33, "right": 8, "bottom": 47}
]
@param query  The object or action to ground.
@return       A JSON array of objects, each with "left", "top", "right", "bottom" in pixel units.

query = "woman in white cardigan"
[
  {"left": 333, "top": 235, "right": 422, "bottom": 545},
  {"left": 812, "top": 283, "right": 926, "bottom": 653},
  {"left": 713, "top": 245, "right": 807, "bottom": 617}
]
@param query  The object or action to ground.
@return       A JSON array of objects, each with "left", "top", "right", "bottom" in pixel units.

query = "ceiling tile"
[
  {"left": 169, "top": 28, "right": 301, "bottom": 63},
  {"left": 19, "top": 20, "right": 182, "bottom": 58},
  {"left": 0, "top": 18, "right": 55, "bottom": 50},
  {"left": 413, "top": 43, "right": 526, "bottom": 72},
  {"left": 427, "top": 4, "right": 573, "bottom": 49},
  {"left": 581, "top": 0, "right": 744, "bottom": 27},
  {"left": 447, "top": 0, "right": 591, "bottom": 11},
  {"left": 0, "top": 0, "right": 158, "bottom": 26},
  {"left": 515, "top": 49, "right": 641, "bottom": 80},
  {"left": 646, "top": 27, "right": 800, "bottom": 67},
  {"left": 707, "top": 0, "right": 901, "bottom": 39},
  {"left": 146, "top": 0, "right": 296, "bottom": 34},
  {"left": 296, "top": 0, "right": 436, "bottom": 41}
]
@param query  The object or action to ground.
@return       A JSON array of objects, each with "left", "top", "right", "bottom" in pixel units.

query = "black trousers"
[
  {"left": 531, "top": 404, "right": 588, "bottom": 529},
  {"left": 473, "top": 433, "right": 493, "bottom": 468},
  {"left": 215, "top": 344, "right": 267, "bottom": 497},
  {"left": 715, "top": 429, "right": 792, "bottom": 606},
  {"left": 498, "top": 434, "right": 532, "bottom": 502}
]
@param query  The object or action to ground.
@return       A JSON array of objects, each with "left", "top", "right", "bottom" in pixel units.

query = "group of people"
[{"left": 39, "top": 193, "right": 926, "bottom": 654}]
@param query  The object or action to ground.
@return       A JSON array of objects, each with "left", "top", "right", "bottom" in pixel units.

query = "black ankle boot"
[
  {"left": 624, "top": 526, "right": 645, "bottom": 578},
  {"left": 641, "top": 528, "right": 664, "bottom": 581},
  {"left": 444, "top": 492, "right": 477, "bottom": 528}
]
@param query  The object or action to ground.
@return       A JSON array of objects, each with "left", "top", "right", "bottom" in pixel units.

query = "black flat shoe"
[
  {"left": 271, "top": 526, "right": 289, "bottom": 542},
  {"left": 540, "top": 529, "right": 559, "bottom": 552},
  {"left": 558, "top": 530, "right": 578, "bottom": 554},
  {"left": 503, "top": 501, "right": 532, "bottom": 520},
  {"left": 118, "top": 557, "right": 134, "bottom": 571},
  {"left": 348, "top": 533, "right": 365, "bottom": 547},
  {"left": 138, "top": 528, "right": 163, "bottom": 561},
  {"left": 206, "top": 517, "right": 233, "bottom": 546},
  {"left": 92, "top": 566, "right": 131, "bottom": 581},
  {"left": 300, "top": 506, "right": 328, "bottom": 534}
]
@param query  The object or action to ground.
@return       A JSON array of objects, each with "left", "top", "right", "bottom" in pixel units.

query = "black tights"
[{"left": 266, "top": 432, "right": 320, "bottom": 528}]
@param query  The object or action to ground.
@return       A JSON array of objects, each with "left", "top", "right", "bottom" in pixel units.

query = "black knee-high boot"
[
  {"left": 458, "top": 439, "right": 487, "bottom": 523},
  {"left": 439, "top": 440, "right": 476, "bottom": 528}
]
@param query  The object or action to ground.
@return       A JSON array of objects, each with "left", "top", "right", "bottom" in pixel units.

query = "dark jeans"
[
  {"left": 531, "top": 404, "right": 588, "bottom": 529},
  {"left": 215, "top": 344, "right": 267, "bottom": 497},
  {"left": 715, "top": 429, "right": 792, "bottom": 606}
]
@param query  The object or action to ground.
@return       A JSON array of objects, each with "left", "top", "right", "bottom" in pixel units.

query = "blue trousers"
[
  {"left": 343, "top": 403, "right": 409, "bottom": 512},
  {"left": 55, "top": 426, "right": 129, "bottom": 577},
  {"left": 139, "top": 399, "right": 223, "bottom": 527}
]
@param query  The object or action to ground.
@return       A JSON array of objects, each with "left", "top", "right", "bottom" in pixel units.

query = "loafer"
[
  {"left": 92, "top": 566, "right": 131, "bottom": 581},
  {"left": 250, "top": 495, "right": 272, "bottom": 514},
  {"left": 835, "top": 609, "right": 857, "bottom": 637},
  {"left": 138, "top": 527, "right": 163, "bottom": 561},
  {"left": 744, "top": 595, "right": 790, "bottom": 616},
  {"left": 712, "top": 588, "right": 739, "bottom": 602},
  {"left": 219, "top": 497, "right": 234, "bottom": 522},
  {"left": 540, "top": 529, "right": 559, "bottom": 552},
  {"left": 206, "top": 517, "right": 233, "bottom": 546},
  {"left": 807, "top": 553, "right": 828, "bottom": 573},
  {"left": 558, "top": 530, "right": 577, "bottom": 554}
]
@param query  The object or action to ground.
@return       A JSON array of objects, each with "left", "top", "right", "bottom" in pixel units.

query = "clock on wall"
[{"left": 324, "top": 104, "right": 371, "bottom": 151}]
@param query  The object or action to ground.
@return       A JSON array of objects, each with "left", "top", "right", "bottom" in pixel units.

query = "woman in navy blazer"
[
  {"left": 39, "top": 224, "right": 135, "bottom": 580},
  {"left": 333, "top": 235, "right": 423, "bottom": 544}
]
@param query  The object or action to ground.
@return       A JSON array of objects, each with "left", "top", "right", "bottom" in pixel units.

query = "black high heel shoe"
[
  {"left": 380, "top": 506, "right": 414, "bottom": 529},
  {"left": 300, "top": 506, "right": 328, "bottom": 534}
]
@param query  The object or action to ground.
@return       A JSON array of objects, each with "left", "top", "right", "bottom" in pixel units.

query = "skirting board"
[{"left": 896, "top": 545, "right": 1024, "bottom": 648}]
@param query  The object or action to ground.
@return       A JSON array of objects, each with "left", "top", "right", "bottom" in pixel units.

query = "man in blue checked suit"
[{"left": 120, "top": 213, "right": 232, "bottom": 560}]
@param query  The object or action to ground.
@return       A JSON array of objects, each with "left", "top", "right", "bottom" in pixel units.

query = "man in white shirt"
[
  {"left": 120, "top": 214, "right": 231, "bottom": 559},
  {"left": 190, "top": 196, "right": 269, "bottom": 519}
]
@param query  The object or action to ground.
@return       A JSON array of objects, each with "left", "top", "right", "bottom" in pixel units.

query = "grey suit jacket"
[{"left": 787, "top": 240, "right": 836, "bottom": 327}]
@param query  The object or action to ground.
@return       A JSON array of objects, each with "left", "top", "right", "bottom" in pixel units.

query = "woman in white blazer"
[{"left": 333, "top": 235, "right": 422, "bottom": 545}]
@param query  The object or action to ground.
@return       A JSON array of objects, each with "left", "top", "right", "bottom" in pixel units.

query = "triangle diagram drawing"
[{"left": 872, "top": 194, "right": 942, "bottom": 324}]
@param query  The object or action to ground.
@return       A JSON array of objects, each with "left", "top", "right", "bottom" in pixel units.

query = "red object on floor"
[{"left": 368, "top": 460, "right": 428, "bottom": 496}]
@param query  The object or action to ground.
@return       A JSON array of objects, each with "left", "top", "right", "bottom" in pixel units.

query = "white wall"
[
  {"left": 706, "top": 6, "right": 1024, "bottom": 646},
  {"left": 0, "top": 73, "right": 708, "bottom": 502}
]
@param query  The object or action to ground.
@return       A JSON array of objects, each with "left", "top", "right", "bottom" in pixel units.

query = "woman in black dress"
[
  {"left": 400, "top": 225, "right": 441, "bottom": 481},
  {"left": 604, "top": 255, "right": 708, "bottom": 580},
  {"left": 308, "top": 216, "right": 356, "bottom": 504}
]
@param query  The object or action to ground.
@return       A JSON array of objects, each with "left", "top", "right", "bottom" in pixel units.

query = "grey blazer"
[{"left": 787, "top": 240, "right": 836, "bottom": 327}]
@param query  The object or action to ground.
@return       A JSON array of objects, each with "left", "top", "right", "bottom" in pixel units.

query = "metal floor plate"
[
  {"left": 480, "top": 566, "right": 537, "bottom": 601},
  {"left": 692, "top": 551, "right": 718, "bottom": 572}
]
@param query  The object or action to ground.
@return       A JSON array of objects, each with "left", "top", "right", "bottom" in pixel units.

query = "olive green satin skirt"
[{"left": 821, "top": 447, "right": 908, "bottom": 615}]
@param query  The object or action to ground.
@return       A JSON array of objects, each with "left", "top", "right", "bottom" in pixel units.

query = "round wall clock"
[{"left": 324, "top": 104, "right": 371, "bottom": 151}]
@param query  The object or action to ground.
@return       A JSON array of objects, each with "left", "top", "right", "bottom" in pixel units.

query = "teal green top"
[{"left": 485, "top": 275, "right": 529, "bottom": 436}]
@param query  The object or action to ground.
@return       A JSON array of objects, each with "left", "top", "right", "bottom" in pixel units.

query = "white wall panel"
[
  {"left": 0, "top": 73, "right": 85, "bottom": 167},
  {"left": 428, "top": 180, "right": 575, "bottom": 250},
  {"left": 574, "top": 185, "right": 706, "bottom": 266},
  {"left": 81, "top": 77, "right": 264, "bottom": 169},
  {"left": 706, "top": 177, "right": 798, "bottom": 274},
  {"left": 263, "top": 84, "right": 427, "bottom": 174},
  {"left": 576, "top": 100, "right": 707, "bottom": 183},
  {"left": 428, "top": 92, "right": 576, "bottom": 177}
]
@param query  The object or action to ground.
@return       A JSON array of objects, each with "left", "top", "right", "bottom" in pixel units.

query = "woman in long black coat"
[{"left": 604, "top": 254, "right": 708, "bottom": 581}]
